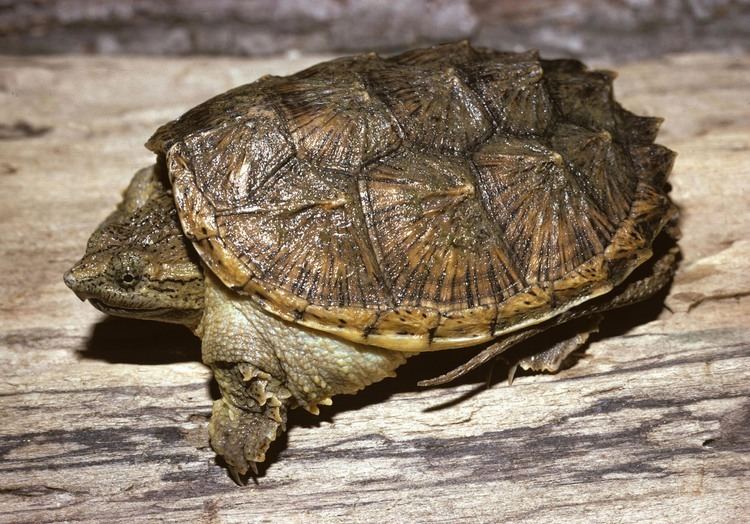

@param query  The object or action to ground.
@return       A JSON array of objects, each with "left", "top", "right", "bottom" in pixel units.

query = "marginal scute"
[
  {"left": 552, "top": 256, "right": 610, "bottom": 302},
  {"left": 192, "top": 235, "right": 252, "bottom": 290},
  {"left": 363, "top": 333, "right": 428, "bottom": 352},
  {"left": 604, "top": 178, "right": 674, "bottom": 283},
  {"left": 616, "top": 104, "right": 664, "bottom": 144},
  {"left": 495, "top": 285, "right": 552, "bottom": 330},
  {"left": 168, "top": 145, "right": 219, "bottom": 240},
  {"left": 254, "top": 284, "right": 310, "bottom": 322},
  {"left": 606, "top": 247, "right": 654, "bottom": 288},
  {"left": 156, "top": 42, "right": 675, "bottom": 351},
  {"left": 627, "top": 179, "right": 676, "bottom": 241},
  {"left": 370, "top": 308, "right": 440, "bottom": 336},
  {"left": 433, "top": 305, "right": 497, "bottom": 340},
  {"left": 605, "top": 218, "right": 648, "bottom": 259},
  {"left": 630, "top": 144, "right": 677, "bottom": 186},
  {"left": 300, "top": 304, "right": 378, "bottom": 343}
]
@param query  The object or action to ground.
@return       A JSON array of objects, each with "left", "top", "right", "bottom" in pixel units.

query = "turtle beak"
[{"left": 63, "top": 264, "right": 90, "bottom": 301}]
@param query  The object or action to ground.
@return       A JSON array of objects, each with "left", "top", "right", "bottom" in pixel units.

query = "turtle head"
[{"left": 64, "top": 165, "right": 205, "bottom": 328}]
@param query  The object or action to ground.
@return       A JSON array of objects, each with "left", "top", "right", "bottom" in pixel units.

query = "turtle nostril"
[
  {"left": 64, "top": 267, "right": 89, "bottom": 301},
  {"left": 63, "top": 269, "right": 77, "bottom": 289}
]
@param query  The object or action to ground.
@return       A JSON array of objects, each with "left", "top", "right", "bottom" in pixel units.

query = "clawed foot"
[
  {"left": 208, "top": 397, "right": 287, "bottom": 478},
  {"left": 508, "top": 316, "right": 601, "bottom": 384}
]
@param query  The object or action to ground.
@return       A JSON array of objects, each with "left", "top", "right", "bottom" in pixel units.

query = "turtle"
[{"left": 64, "top": 41, "right": 679, "bottom": 478}]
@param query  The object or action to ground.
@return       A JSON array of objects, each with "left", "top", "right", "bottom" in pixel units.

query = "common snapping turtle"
[{"left": 64, "top": 42, "right": 678, "bottom": 477}]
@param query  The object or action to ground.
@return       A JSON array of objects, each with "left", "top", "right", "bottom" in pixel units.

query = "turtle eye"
[
  {"left": 111, "top": 253, "right": 144, "bottom": 289},
  {"left": 120, "top": 271, "right": 140, "bottom": 287}
]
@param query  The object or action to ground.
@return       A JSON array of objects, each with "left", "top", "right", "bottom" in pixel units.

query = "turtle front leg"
[
  {"left": 199, "top": 273, "right": 408, "bottom": 477},
  {"left": 208, "top": 363, "right": 289, "bottom": 477}
]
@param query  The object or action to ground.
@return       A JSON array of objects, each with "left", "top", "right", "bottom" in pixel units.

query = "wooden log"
[{"left": 0, "top": 52, "right": 748, "bottom": 523}]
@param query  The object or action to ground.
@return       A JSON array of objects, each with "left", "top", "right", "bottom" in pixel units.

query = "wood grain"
[{"left": 0, "top": 53, "right": 748, "bottom": 523}]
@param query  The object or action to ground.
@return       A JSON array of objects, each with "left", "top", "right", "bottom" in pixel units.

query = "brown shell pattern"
[{"left": 146, "top": 41, "right": 676, "bottom": 351}]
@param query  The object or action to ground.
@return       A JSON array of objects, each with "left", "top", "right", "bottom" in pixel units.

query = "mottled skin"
[{"left": 65, "top": 43, "right": 679, "bottom": 478}]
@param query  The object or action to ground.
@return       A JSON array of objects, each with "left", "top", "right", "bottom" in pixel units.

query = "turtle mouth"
[{"left": 88, "top": 298, "right": 172, "bottom": 318}]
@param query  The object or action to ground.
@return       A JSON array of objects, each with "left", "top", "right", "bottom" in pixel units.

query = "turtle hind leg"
[
  {"left": 508, "top": 241, "right": 680, "bottom": 382},
  {"left": 419, "top": 237, "right": 679, "bottom": 388},
  {"left": 508, "top": 314, "right": 602, "bottom": 384},
  {"left": 417, "top": 313, "right": 602, "bottom": 388}
]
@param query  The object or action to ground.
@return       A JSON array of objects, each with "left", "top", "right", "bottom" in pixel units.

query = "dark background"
[{"left": 2, "top": 0, "right": 749, "bottom": 60}]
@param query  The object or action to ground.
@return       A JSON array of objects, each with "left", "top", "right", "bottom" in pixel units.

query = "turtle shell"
[{"left": 146, "top": 41, "right": 677, "bottom": 352}]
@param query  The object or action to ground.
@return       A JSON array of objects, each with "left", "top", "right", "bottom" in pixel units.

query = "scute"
[
  {"left": 549, "top": 123, "right": 636, "bottom": 223},
  {"left": 149, "top": 42, "right": 676, "bottom": 352},
  {"left": 371, "top": 65, "right": 493, "bottom": 153},
  {"left": 544, "top": 66, "right": 619, "bottom": 132},
  {"left": 180, "top": 103, "right": 293, "bottom": 210},
  {"left": 472, "top": 136, "right": 617, "bottom": 282},
  {"left": 269, "top": 73, "right": 401, "bottom": 171},
  {"left": 218, "top": 159, "right": 390, "bottom": 308},
  {"left": 360, "top": 149, "right": 523, "bottom": 309},
  {"left": 468, "top": 51, "right": 554, "bottom": 134},
  {"left": 390, "top": 40, "right": 482, "bottom": 67}
]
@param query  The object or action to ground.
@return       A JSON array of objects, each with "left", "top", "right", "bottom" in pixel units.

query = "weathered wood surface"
[{"left": 0, "top": 53, "right": 748, "bottom": 523}]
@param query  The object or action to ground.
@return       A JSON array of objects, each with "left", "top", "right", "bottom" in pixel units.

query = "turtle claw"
[
  {"left": 228, "top": 467, "right": 245, "bottom": 486},
  {"left": 228, "top": 461, "right": 260, "bottom": 486},
  {"left": 507, "top": 363, "right": 519, "bottom": 386}
]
